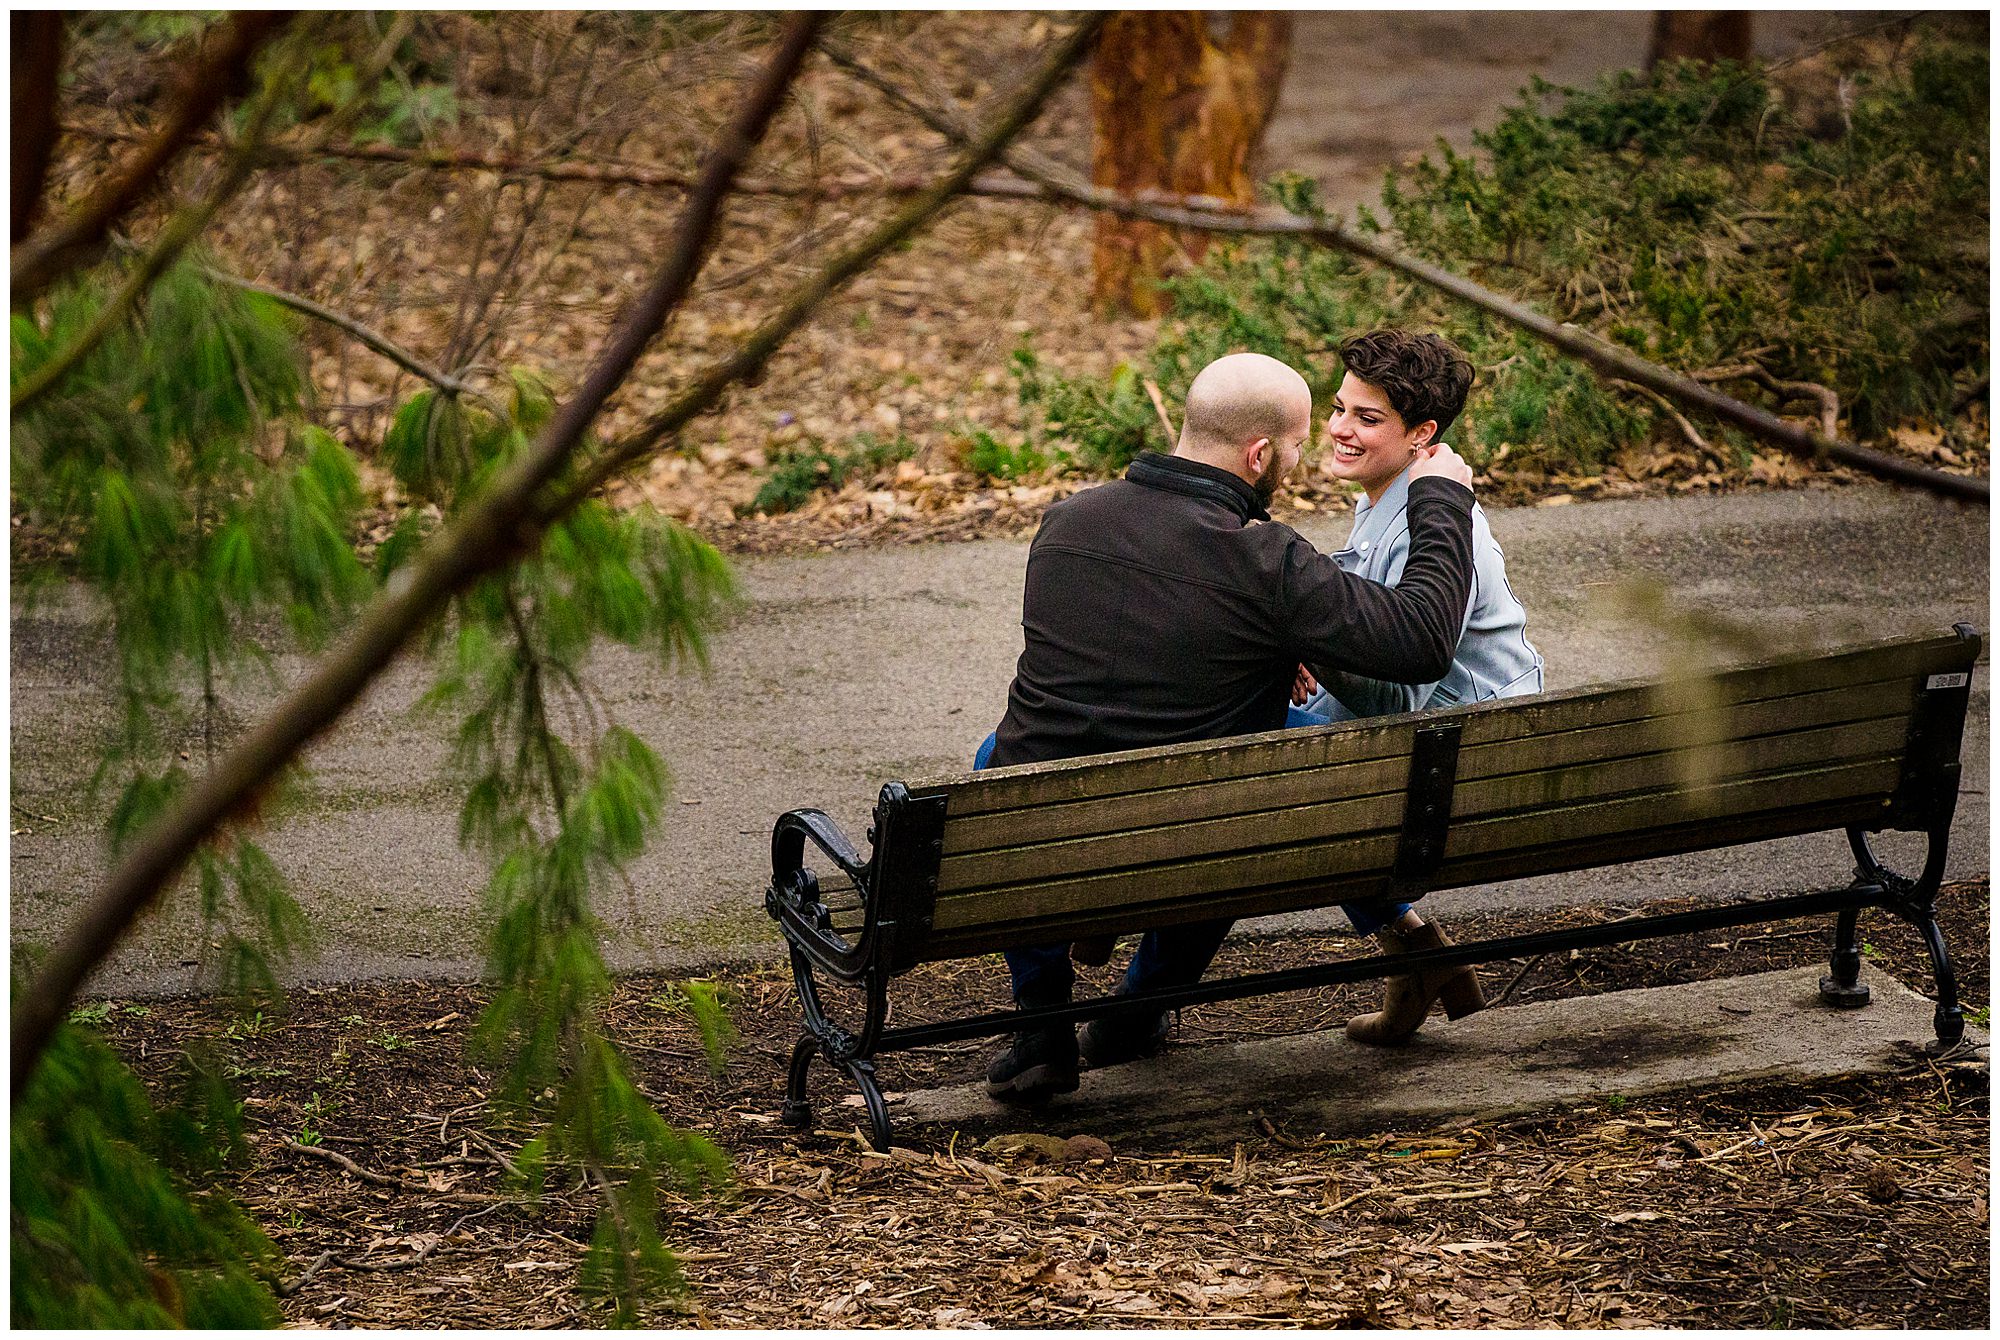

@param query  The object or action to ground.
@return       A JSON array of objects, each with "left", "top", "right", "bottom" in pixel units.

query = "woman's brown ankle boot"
[{"left": 1345, "top": 919, "right": 1487, "bottom": 1046}]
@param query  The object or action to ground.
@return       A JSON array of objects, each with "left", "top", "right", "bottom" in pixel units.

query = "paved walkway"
[{"left": 10, "top": 484, "right": 1988, "bottom": 994}]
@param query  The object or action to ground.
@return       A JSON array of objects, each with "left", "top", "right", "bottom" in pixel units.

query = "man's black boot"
[
  {"left": 986, "top": 1022, "right": 1080, "bottom": 1104},
  {"left": 1079, "top": 987, "right": 1172, "bottom": 1069}
]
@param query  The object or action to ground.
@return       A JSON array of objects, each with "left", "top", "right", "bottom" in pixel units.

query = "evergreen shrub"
[{"left": 1008, "top": 30, "right": 1988, "bottom": 478}]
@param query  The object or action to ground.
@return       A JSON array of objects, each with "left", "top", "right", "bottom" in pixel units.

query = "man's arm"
[
  {"left": 1312, "top": 525, "right": 1465, "bottom": 716},
  {"left": 1278, "top": 469, "right": 1475, "bottom": 685}
]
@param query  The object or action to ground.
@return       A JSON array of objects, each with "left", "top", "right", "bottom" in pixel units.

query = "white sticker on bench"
[{"left": 1926, "top": 672, "right": 1970, "bottom": 690}]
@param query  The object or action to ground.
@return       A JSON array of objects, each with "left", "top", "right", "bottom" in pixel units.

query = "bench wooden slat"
[
  {"left": 927, "top": 754, "right": 1899, "bottom": 932},
  {"left": 918, "top": 791, "right": 1891, "bottom": 960},
  {"left": 937, "top": 713, "right": 1908, "bottom": 893},
  {"left": 924, "top": 633, "right": 1962, "bottom": 818},
  {"left": 941, "top": 675, "right": 1917, "bottom": 857}
]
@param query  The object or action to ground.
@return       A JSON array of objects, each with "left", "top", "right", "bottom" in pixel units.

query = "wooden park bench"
[{"left": 765, "top": 625, "right": 1980, "bottom": 1148}]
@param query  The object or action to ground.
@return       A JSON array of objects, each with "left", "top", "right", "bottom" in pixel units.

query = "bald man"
[{"left": 983, "top": 352, "right": 1481, "bottom": 1104}]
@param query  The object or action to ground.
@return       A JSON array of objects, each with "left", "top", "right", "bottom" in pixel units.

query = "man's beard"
[{"left": 1253, "top": 447, "right": 1286, "bottom": 506}]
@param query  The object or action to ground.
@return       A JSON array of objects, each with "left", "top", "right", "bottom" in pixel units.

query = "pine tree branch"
[
  {"left": 846, "top": 65, "right": 1988, "bottom": 506},
  {"left": 10, "top": 12, "right": 831, "bottom": 1098},
  {"left": 11, "top": 12, "right": 293, "bottom": 305},
  {"left": 542, "top": 15, "right": 1107, "bottom": 519},
  {"left": 201, "top": 263, "right": 477, "bottom": 398},
  {"left": 11, "top": 39, "right": 304, "bottom": 418}
]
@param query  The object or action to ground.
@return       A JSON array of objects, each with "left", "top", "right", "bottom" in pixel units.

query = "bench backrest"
[{"left": 874, "top": 629, "right": 1978, "bottom": 963}]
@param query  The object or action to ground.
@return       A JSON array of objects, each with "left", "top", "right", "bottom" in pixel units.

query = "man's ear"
[{"left": 1245, "top": 435, "right": 1272, "bottom": 473}]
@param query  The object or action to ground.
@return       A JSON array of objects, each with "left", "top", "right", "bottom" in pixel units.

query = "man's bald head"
[{"left": 1174, "top": 353, "right": 1313, "bottom": 498}]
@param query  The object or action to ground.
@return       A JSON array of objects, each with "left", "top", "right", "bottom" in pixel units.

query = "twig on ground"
[
  {"left": 1607, "top": 379, "right": 1730, "bottom": 470},
  {"left": 465, "top": 1128, "right": 523, "bottom": 1180},
  {"left": 1495, "top": 954, "right": 1548, "bottom": 1006},
  {"left": 280, "top": 1137, "right": 509, "bottom": 1204},
  {"left": 1142, "top": 377, "right": 1178, "bottom": 443},
  {"left": 278, "top": 1249, "right": 335, "bottom": 1297}
]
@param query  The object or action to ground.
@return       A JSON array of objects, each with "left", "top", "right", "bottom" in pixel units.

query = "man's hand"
[
  {"left": 1408, "top": 440, "right": 1473, "bottom": 491},
  {"left": 1291, "top": 663, "right": 1319, "bottom": 705}
]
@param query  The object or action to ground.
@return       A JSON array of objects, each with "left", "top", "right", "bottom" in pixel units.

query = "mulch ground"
[{"left": 91, "top": 882, "right": 1989, "bottom": 1328}]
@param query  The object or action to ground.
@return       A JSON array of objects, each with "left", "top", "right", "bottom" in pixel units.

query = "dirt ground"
[{"left": 91, "top": 884, "right": 1989, "bottom": 1328}]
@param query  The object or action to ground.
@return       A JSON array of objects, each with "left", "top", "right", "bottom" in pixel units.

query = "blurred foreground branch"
[
  {"left": 12, "top": 12, "right": 292, "bottom": 304},
  {"left": 11, "top": 10, "right": 829, "bottom": 1095},
  {"left": 12, "top": 11, "right": 1108, "bottom": 1096}
]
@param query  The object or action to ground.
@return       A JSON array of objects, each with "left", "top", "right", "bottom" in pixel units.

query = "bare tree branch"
[
  {"left": 11, "top": 11, "right": 293, "bottom": 304},
  {"left": 11, "top": 12, "right": 65, "bottom": 243},
  {"left": 849, "top": 65, "right": 1987, "bottom": 505},
  {"left": 544, "top": 16, "right": 1108, "bottom": 519},
  {"left": 59, "top": 120, "right": 1042, "bottom": 201},
  {"left": 10, "top": 11, "right": 832, "bottom": 1097}
]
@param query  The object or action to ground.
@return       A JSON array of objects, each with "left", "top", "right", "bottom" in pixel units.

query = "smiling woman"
[{"left": 1295, "top": 329, "right": 1544, "bottom": 724}]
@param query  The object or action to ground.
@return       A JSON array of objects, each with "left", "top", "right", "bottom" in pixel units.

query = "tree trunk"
[
  {"left": 1647, "top": 12, "right": 1753, "bottom": 69},
  {"left": 12, "top": 12, "right": 64, "bottom": 243},
  {"left": 1090, "top": 11, "right": 1292, "bottom": 317}
]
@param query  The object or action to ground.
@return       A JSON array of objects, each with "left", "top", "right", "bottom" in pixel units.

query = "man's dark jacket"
[{"left": 989, "top": 452, "right": 1476, "bottom": 767}]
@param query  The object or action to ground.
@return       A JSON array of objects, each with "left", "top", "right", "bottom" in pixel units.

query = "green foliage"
[
  {"left": 748, "top": 432, "right": 915, "bottom": 515},
  {"left": 14, "top": 257, "right": 363, "bottom": 985},
  {"left": 379, "top": 370, "right": 738, "bottom": 1321},
  {"left": 667, "top": 980, "right": 738, "bottom": 1077},
  {"left": 961, "top": 428, "right": 1047, "bottom": 482},
  {"left": 1001, "top": 32, "right": 1987, "bottom": 477},
  {"left": 12, "top": 1024, "right": 280, "bottom": 1327},
  {"left": 12, "top": 256, "right": 366, "bottom": 1324},
  {"left": 1010, "top": 344, "right": 1164, "bottom": 474},
  {"left": 293, "top": 20, "right": 460, "bottom": 145},
  {"left": 72, "top": 11, "right": 214, "bottom": 50},
  {"left": 17, "top": 239, "right": 736, "bottom": 1320}
]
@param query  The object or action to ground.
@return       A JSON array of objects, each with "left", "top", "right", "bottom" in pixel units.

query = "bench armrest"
[
  {"left": 771, "top": 807, "right": 868, "bottom": 885},
  {"left": 767, "top": 808, "right": 874, "bottom": 979}
]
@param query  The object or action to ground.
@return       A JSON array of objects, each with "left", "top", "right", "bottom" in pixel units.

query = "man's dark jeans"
[{"left": 974, "top": 712, "right": 1411, "bottom": 1006}]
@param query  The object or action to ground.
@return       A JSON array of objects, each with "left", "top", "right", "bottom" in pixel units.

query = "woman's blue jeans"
[{"left": 976, "top": 709, "right": 1411, "bottom": 1006}]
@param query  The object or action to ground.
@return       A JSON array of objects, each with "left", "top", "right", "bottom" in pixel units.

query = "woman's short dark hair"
[{"left": 1337, "top": 330, "right": 1475, "bottom": 437}]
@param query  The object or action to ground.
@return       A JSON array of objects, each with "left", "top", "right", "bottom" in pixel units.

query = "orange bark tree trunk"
[
  {"left": 1090, "top": 11, "right": 1292, "bottom": 317},
  {"left": 1647, "top": 11, "right": 1754, "bottom": 69}
]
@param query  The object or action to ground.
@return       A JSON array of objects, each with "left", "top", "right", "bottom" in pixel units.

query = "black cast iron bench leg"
[
  {"left": 1911, "top": 915, "right": 1965, "bottom": 1047},
  {"left": 1832, "top": 825, "right": 1964, "bottom": 1048},
  {"left": 781, "top": 1032, "right": 818, "bottom": 1130},
  {"left": 779, "top": 945, "right": 898, "bottom": 1148},
  {"left": 1819, "top": 906, "right": 1871, "bottom": 1009}
]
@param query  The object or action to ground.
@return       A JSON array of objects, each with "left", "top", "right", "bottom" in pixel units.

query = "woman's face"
[{"left": 1323, "top": 372, "right": 1433, "bottom": 500}]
